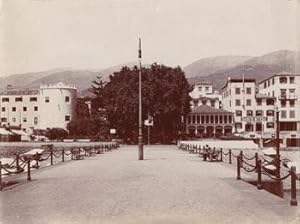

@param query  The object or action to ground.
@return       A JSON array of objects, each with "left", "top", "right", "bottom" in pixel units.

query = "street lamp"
[
  {"left": 138, "top": 38, "right": 144, "bottom": 160},
  {"left": 275, "top": 106, "right": 280, "bottom": 178}
]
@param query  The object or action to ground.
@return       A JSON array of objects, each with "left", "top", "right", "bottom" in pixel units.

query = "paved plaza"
[{"left": 0, "top": 145, "right": 299, "bottom": 224}]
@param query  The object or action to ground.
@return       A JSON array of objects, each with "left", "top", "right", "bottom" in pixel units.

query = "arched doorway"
[
  {"left": 197, "top": 126, "right": 205, "bottom": 138},
  {"left": 188, "top": 126, "right": 196, "bottom": 137},
  {"left": 206, "top": 126, "right": 214, "bottom": 138},
  {"left": 224, "top": 126, "right": 233, "bottom": 136},
  {"left": 215, "top": 126, "right": 223, "bottom": 138}
]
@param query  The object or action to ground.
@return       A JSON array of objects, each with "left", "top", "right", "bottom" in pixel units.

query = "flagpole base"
[{"left": 138, "top": 136, "right": 144, "bottom": 160}]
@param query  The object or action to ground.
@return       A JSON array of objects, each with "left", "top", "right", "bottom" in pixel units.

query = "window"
[
  {"left": 290, "top": 100, "right": 295, "bottom": 107},
  {"left": 211, "top": 100, "right": 215, "bottom": 107},
  {"left": 12, "top": 118, "right": 16, "bottom": 123},
  {"left": 267, "top": 110, "right": 274, "bottom": 116},
  {"left": 201, "top": 115, "right": 204, "bottom": 124},
  {"left": 279, "top": 77, "right": 287, "bottom": 83},
  {"left": 188, "top": 116, "right": 191, "bottom": 124},
  {"left": 15, "top": 97, "right": 22, "bottom": 102},
  {"left": 23, "top": 117, "right": 27, "bottom": 123},
  {"left": 256, "top": 99, "right": 262, "bottom": 106},
  {"left": 280, "top": 122, "right": 297, "bottom": 131},
  {"left": 246, "top": 88, "right": 251, "bottom": 94},
  {"left": 198, "top": 87, "right": 202, "bottom": 91},
  {"left": 34, "top": 117, "right": 38, "bottom": 125},
  {"left": 12, "top": 107, "right": 16, "bottom": 112},
  {"left": 236, "top": 110, "right": 242, "bottom": 116},
  {"left": 281, "top": 110, "right": 287, "bottom": 118},
  {"left": 267, "top": 80, "right": 270, "bottom": 87},
  {"left": 224, "top": 115, "right": 227, "bottom": 124},
  {"left": 45, "top": 97, "right": 50, "bottom": 103},
  {"left": 30, "top": 97, "right": 37, "bottom": 102},
  {"left": 290, "top": 111, "right": 295, "bottom": 118},
  {"left": 215, "top": 115, "right": 219, "bottom": 124},
  {"left": 23, "top": 107, "right": 27, "bottom": 112},
  {"left": 202, "top": 100, "right": 207, "bottom": 105},
  {"left": 2, "top": 98, "right": 9, "bottom": 102},
  {"left": 236, "top": 123, "right": 242, "bottom": 129},
  {"left": 206, "top": 115, "right": 209, "bottom": 123},
  {"left": 1, "top": 118, "right": 7, "bottom": 122},
  {"left": 272, "top": 91, "right": 274, "bottom": 97},
  {"left": 65, "top": 96, "right": 70, "bottom": 103},
  {"left": 197, "top": 115, "right": 200, "bottom": 124},
  {"left": 256, "top": 110, "right": 263, "bottom": 116},
  {"left": 34, "top": 106, "right": 38, "bottom": 111},
  {"left": 264, "top": 82, "right": 267, "bottom": 88},
  {"left": 235, "top": 88, "right": 241, "bottom": 95},
  {"left": 289, "top": 89, "right": 295, "bottom": 94},
  {"left": 247, "top": 110, "right": 253, "bottom": 116},
  {"left": 266, "top": 99, "right": 274, "bottom": 105},
  {"left": 65, "top": 115, "right": 71, "bottom": 121},
  {"left": 280, "top": 89, "right": 286, "bottom": 97},
  {"left": 235, "top": 99, "right": 241, "bottom": 106},
  {"left": 219, "top": 115, "right": 223, "bottom": 123},
  {"left": 192, "top": 116, "right": 196, "bottom": 124},
  {"left": 205, "top": 86, "right": 209, "bottom": 91},
  {"left": 228, "top": 116, "right": 232, "bottom": 123},
  {"left": 267, "top": 122, "right": 274, "bottom": 128},
  {"left": 290, "top": 77, "right": 295, "bottom": 84},
  {"left": 281, "top": 100, "right": 286, "bottom": 107},
  {"left": 272, "top": 78, "right": 274, "bottom": 85},
  {"left": 246, "top": 99, "right": 251, "bottom": 106},
  {"left": 1, "top": 107, "right": 5, "bottom": 112}
]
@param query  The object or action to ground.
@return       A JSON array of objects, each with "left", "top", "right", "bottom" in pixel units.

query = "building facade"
[
  {"left": 186, "top": 82, "right": 234, "bottom": 137},
  {"left": 258, "top": 73, "right": 300, "bottom": 147},
  {"left": 221, "top": 78, "right": 276, "bottom": 135},
  {"left": 0, "top": 82, "right": 77, "bottom": 131}
]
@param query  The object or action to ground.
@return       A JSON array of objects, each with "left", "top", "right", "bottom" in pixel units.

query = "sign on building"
[{"left": 241, "top": 116, "right": 267, "bottom": 122}]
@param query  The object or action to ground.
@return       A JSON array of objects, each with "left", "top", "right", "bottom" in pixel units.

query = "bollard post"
[
  {"left": 257, "top": 159, "right": 262, "bottom": 190},
  {"left": 50, "top": 150, "right": 53, "bottom": 166},
  {"left": 255, "top": 152, "right": 258, "bottom": 169},
  {"left": 16, "top": 153, "right": 20, "bottom": 171},
  {"left": 240, "top": 151, "right": 243, "bottom": 167},
  {"left": 229, "top": 149, "right": 232, "bottom": 164},
  {"left": 0, "top": 161, "right": 3, "bottom": 191},
  {"left": 35, "top": 152, "right": 39, "bottom": 169},
  {"left": 290, "top": 166, "right": 298, "bottom": 206},
  {"left": 220, "top": 148, "right": 223, "bottom": 162},
  {"left": 27, "top": 159, "right": 31, "bottom": 181},
  {"left": 237, "top": 156, "right": 241, "bottom": 180},
  {"left": 62, "top": 149, "right": 65, "bottom": 162}
]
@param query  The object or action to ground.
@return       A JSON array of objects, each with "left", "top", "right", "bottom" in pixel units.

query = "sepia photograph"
[{"left": 0, "top": 0, "right": 299, "bottom": 223}]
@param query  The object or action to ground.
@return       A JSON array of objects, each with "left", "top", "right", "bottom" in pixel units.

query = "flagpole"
[{"left": 138, "top": 38, "right": 144, "bottom": 160}]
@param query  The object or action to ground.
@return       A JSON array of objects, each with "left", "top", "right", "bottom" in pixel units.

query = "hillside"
[
  {"left": 188, "top": 50, "right": 300, "bottom": 90},
  {"left": 184, "top": 55, "right": 252, "bottom": 77}
]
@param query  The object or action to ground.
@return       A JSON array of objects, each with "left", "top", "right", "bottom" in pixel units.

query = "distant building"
[
  {"left": 0, "top": 82, "right": 77, "bottom": 131},
  {"left": 258, "top": 73, "right": 300, "bottom": 147},
  {"left": 186, "top": 82, "right": 233, "bottom": 137}
]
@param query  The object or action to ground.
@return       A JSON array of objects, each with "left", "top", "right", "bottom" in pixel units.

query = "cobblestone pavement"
[{"left": 1, "top": 145, "right": 299, "bottom": 224}]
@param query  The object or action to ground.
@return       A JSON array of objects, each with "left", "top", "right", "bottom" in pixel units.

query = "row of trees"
[{"left": 66, "top": 63, "right": 191, "bottom": 143}]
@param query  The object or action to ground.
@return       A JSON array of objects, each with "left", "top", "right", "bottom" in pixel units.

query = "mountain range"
[{"left": 0, "top": 50, "right": 299, "bottom": 96}]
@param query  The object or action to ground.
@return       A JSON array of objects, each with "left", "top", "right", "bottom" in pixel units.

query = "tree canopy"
[{"left": 101, "top": 63, "right": 191, "bottom": 143}]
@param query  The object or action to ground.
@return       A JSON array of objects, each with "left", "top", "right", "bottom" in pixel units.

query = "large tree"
[{"left": 101, "top": 63, "right": 191, "bottom": 143}]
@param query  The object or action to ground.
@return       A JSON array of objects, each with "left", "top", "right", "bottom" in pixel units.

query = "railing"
[
  {"left": 178, "top": 142, "right": 298, "bottom": 206},
  {"left": 0, "top": 142, "right": 120, "bottom": 191}
]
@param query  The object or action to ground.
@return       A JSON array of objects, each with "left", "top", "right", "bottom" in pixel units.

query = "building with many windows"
[
  {"left": 258, "top": 73, "right": 300, "bottom": 147},
  {"left": 0, "top": 82, "right": 77, "bottom": 131},
  {"left": 186, "top": 82, "right": 234, "bottom": 137}
]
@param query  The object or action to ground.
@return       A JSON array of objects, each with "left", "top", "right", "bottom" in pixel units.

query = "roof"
[
  {"left": 258, "top": 73, "right": 300, "bottom": 84},
  {"left": 221, "top": 78, "right": 256, "bottom": 90},
  {"left": 190, "top": 105, "right": 232, "bottom": 114}
]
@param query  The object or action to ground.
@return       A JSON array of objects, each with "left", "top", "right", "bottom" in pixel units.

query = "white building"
[
  {"left": 189, "top": 82, "right": 222, "bottom": 109},
  {"left": 0, "top": 82, "right": 77, "bottom": 131},
  {"left": 258, "top": 73, "right": 300, "bottom": 147}
]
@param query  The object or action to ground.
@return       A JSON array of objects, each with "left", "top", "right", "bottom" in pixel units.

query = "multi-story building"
[
  {"left": 221, "top": 78, "right": 277, "bottom": 135},
  {"left": 0, "top": 82, "right": 77, "bottom": 131},
  {"left": 189, "top": 82, "right": 221, "bottom": 109},
  {"left": 186, "top": 82, "right": 234, "bottom": 137},
  {"left": 258, "top": 73, "right": 300, "bottom": 147}
]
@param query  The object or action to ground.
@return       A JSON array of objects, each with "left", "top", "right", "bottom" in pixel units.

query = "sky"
[{"left": 0, "top": 0, "right": 299, "bottom": 76}]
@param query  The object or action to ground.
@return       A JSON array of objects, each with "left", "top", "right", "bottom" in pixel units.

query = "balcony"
[{"left": 278, "top": 94, "right": 298, "bottom": 100}]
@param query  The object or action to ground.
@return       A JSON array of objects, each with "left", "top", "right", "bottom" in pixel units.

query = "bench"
[{"left": 70, "top": 148, "right": 85, "bottom": 160}]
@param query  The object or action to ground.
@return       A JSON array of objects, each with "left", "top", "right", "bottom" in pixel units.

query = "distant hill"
[
  {"left": 184, "top": 55, "right": 252, "bottom": 77},
  {"left": 188, "top": 50, "right": 300, "bottom": 90},
  {"left": 0, "top": 62, "right": 139, "bottom": 97}
]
